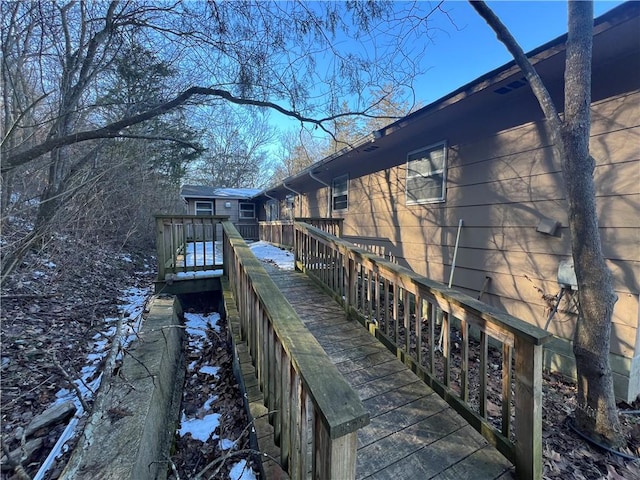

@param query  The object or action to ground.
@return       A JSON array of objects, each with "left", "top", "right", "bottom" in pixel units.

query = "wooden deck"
[{"left": 245, "top": 264, "right": 515, "bottom": 479}]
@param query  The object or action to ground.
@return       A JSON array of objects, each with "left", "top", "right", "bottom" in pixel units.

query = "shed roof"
[{"left": 180, "top": 185, "right": 261, "bottom": 200}]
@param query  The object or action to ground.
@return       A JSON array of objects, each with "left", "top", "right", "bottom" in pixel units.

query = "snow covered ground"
[
  {"left": 35, "top": 286, "right": 151, "bottom": 480},
  {"left": 249, "top": 241, "right": 294, "bottom": 270},
  {"left": 38, "top": 241, "right": 291, "bottom": 480},
  {"left": 179, "top": 312, "right": 257, "bottom": 480}
]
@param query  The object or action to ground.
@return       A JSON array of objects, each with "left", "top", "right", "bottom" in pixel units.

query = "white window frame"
[
  {"left": 239, "top": 202, "right": 255, "bottom": 219},
  {"left": 405, "top": 141, "right": 447, "bottom": 205},
  {"left": 332, "top": 174, "right": 349, "bottom": 211},
  {"left": 194, "top": 201, "right": 213, "bottom": 215}
]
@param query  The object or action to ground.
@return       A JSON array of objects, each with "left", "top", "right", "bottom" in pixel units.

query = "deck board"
[{"left": 258, "top": 264, "right": 515, "bottom": 479}]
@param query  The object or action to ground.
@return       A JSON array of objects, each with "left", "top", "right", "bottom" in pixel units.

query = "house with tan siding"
[{"left": 254, "top": 3, "right": 640, "bottom": 402}]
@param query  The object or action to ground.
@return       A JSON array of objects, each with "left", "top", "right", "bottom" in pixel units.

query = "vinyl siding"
[{"left": 300, "top": 90, "right": 639, "bottom": 386}]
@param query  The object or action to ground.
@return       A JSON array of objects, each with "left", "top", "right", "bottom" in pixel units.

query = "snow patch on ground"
[
  {"left": 178, "top": 412, "right": 221, "bottom": 442},
  {"left": 249, "top": 241, "right": 294, "bottom": 270},
  {"left": 199, "top": 365, "right": 220, "bottom": 376},
  {"left": 35, "top": 284, "right": 152, "bottom": 480},
  {"left": 229, "top": 459, "right": 258, "bottom": 480},
  {"left": 178, "top": 311, "right": 258, "bottom": 479},
  {"left": 178, "top": 312, "right": 223, "bottom": 443}
]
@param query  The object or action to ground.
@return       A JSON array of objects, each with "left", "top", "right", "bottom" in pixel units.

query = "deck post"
[
  {"left": 314, "top": 419, "right": 358, "bottom": 480},
  {"left": 294, "top": 225, "right": 299, "bottom": 270},
  {"left": 155, "top": 217, "right": 166, "bottom": 280},
  {"left": 514, "top": 337, "right": 544, "bottom": 480},
  {"left": 346, "top": 256, "right": 356, "bottom": 312}
]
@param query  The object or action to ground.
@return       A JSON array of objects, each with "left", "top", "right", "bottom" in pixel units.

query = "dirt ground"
[{"left": 1, "top": 238, "right": 638, "bottom": 479}]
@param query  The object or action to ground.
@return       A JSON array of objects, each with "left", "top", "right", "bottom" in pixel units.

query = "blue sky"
[
  {"left": 413, "top": 0, "right": 624, "bottom": 103},
  {"left": 270, "top": 1, "right": 624, "bottom": 137}
]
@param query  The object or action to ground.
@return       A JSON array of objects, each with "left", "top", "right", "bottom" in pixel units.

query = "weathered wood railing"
[
  {"left": 259, "top": 217, "right": 343, "bottom": 248},
  {"left": 222, "top": 220, "right": 369, "bottom": 479},
  {"left": 294, "top": 222, "right": 552, "bottom": 480},
  {"left": 155, "top": 215, "right": 227, "bottom": 280},
  {"left": 258, "top": 220, "right": 294, "bottom": 248},
  {"left": 296, "top": 217, "right": 343, "bottom": 237},
  {"left": 235, "top": 223, "right": 259, "bottom": 241}
]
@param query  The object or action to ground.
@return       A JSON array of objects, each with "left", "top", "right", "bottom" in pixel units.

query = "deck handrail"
[
  {"left": 259, "top": 217, "right": 344, "bottom": 248},
  {"left": 155, "top": 215, "right": 228, "bottom": 280},
  {"left": 295, "top": 217, "right": 343, "bottom": 237},
  {"left": 293, "top": 221, "right": 552, "bottom": 480},
  {"left": 258, "top": 220, "right": 294, "bottom": 248},
  {"left": 222, "top": 220, "right": 369, "bottom": 479}
]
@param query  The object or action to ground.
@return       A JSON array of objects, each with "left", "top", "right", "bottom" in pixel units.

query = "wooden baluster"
[
  {"left": 359, "top": 264, "right": 365, "bottom": 313},
  {"left": 338, "top": 250, "right": 344, "bottom": 300},
  {"left": 280, "top": 355, "right": 292, "bottom": 470},
  {"left": 383, "top": 278, "right": 390, "bottom": 337},
  {"left": 393, "top": 283, "right": 399, "bottom": 344},
  {"left": 178, "top": 217, "right": 185, "bottom": 272},
  {"left": 367, "top": 268, "right": 373, "bottom": 322},
  {"left": 274, "top": 340, "right": 283, "bottom": 445},
  {"left": 267, "top": 323, "right": 276, "bottom": 426},
  {"left": 347, "top": 256, "right": 356, "bottom": 312},
  {"left": 404, "top": 289, "right": 410, "bottom": 354},
  {"left": 501, "top": 342, "right": 513, "bottom": 438},
  {"left": 155, "top": 217, "right": 165, "bottom": 280},
  {"left": 460, "top": 318, "right": 469, "bottom": 402},
  {"left": 289, "top": 370, "right": 302, "bottom": 477},
  {"left": 322, "top": 243, "right": 328, "bottom": 286},
  {"left": 479, "top": 330, "right": 488, "bottom": 419},
  {"left": 300, "top": 389, "right": 310, "bottom": 479},
  {"left": 428, "top": 303, "right": 435, "bottom": 374},
  {"left": 416, "top": 295, "right": 423, "bottom": 365},
  {"left": 332, "top": 247, "right": 338, "bottom": 294},
  {"left": 442, "top": 311, "right": 450, "bottom": 387},
  {"left": 375, "top": 270, "right": 381, "bottom": 330}
]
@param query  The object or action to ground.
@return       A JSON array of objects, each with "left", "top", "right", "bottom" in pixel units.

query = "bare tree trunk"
[
  {"left": 562, "top": 0, "right": 622, "bottom": 446},
  {"left": 470, "top": 0, "right": 623, "bottom": 447}
]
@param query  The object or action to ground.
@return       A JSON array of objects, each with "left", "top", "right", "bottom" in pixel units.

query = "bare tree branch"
[
  {"left": 3, "top": 86, "right": 384, "bottom": 172},
  {"left": 469, "top": 1, "right": 563, "bottom": 136},
  {"left": 108, "top": 134, "right": 202, "bottom": 151}
]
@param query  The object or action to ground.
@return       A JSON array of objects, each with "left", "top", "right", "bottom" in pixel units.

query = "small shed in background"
[{"left": 180, "top": 185, "right": 261, "bottom": 240}]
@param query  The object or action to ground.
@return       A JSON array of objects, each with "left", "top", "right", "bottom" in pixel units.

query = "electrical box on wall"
[
  {"left": 557, "top": 260, "right": 578, "bottom": 290},
  {"left": 536, "top": 217, "right": 561, "bottom": 236}
]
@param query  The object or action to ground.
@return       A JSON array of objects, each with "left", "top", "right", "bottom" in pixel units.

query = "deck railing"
[
  {"left": 155, "top": 215, "right": 227, "bottom": 280},
  {"left": 222, "top": 220, "right": 369, "bottom": 479},
  {"left": 236, "top": 223, "right": 259, "bottom": 241},
  {"left": 293, "top": 221, "right": 552, "bottom": 480},
  {"left": 258, "top": 220, "right": 294, "bottom": 248},
  {"left": 259, "top": 217, "right": 344, "bottom": 248},
  {"left": 296, "top": 217, "right": 343, "bottom": 237}
]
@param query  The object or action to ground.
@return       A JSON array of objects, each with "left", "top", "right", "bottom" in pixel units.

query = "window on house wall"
[
  {"left": 406, "top": 142, "right": 447, "bottom": 204},
  {"left": 239, "top": 202, "right": 255, "bottom": 219},
  {"left": 332, "top": 174, "right": 349, "bottom": 211},
  {"left": 195, "top": 201, "right": 213, "bottom": 215}
]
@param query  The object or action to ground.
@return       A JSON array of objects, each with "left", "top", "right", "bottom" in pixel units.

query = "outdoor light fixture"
[{"left": 225, "top": 201, "right": 231, "bottom": 208}]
